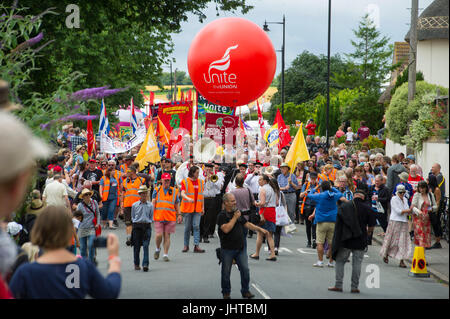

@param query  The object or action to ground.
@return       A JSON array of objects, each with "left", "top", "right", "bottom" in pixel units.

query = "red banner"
[
  {"left": 204, "top": 113, "right": 239, "bottom": 146},
  {"left": 274, "top": 109, "right": 291, "bottom": 149},
  {"left": 157, "top": 101, "right": 193, "bottom": 134},
  {"left": 87, "top": 111, "right": 94, "bottom": 157}
]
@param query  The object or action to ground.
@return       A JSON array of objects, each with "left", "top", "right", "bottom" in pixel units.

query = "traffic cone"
[{"left": 409, "top": 246, "right": 430, "bottom": 278}]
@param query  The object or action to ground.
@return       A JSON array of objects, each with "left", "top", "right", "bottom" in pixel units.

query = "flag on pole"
[
  {"left": 274, "top": 109, "right": 291, "bottom": 149},
  {"left": 87, "top": 111, "right": 94, "bottom": 157},
  {"left": 135, "top": 123, "right": 161, "bottom": 171},
  {"left": 177, "top": 87, "right": 181, "bottom": 101},
  {"left": 157, "top": 116, "right": 171, "bottom": 146},
  {"left": 285, "top": 123, "right": 310, "bottom": 171},
  {"left": 180, "top": 90, "right": 185, "bottom": 102},
  {"left": 99, "top": 99, "right": 110, "bottom": 135},
  {"left": 256, "top": 100, "right": 265, "bottom": 138},
  {"left": 264, "top": 123, "right": 279, "bottom": 148},
  {"left": 130, "top": 97, "right": 138, "bottom": 134}
]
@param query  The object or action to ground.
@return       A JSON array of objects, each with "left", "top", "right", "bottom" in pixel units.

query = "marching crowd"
[{"left": 0, "top": 113, "right": 447, "bottom": 299}]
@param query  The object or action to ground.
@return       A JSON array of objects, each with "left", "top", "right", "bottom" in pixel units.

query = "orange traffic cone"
[{"left": 409, "top": 246, "right": 430, "bottom": 278}]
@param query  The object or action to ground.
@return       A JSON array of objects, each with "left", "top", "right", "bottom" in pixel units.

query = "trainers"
[
  {"left": 431, "top": 242, "right": 442, "bottom": 249},
  {"left": 312, "top": 241, "right": 317, "bottom": 249},
  {"left": 306, "top": 242, "right": 312, "bottom": 248},
  {"left": 154, "top": 250, "right": 160, "bottom": 260},
  {"left": 327, "top": 261, "right": 335, "bottom": 268},
  {"left": 313, "top": 261, "right": 324, "bottom": 268},
  {"left": 163, "top": 256, "right": 170, "bottom": 262}
]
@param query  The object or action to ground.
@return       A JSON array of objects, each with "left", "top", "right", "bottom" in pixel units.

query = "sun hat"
[
  {"left": 280, "top": 163, "right": 290, "bottom": 169},
  {"left": 396, "top": 184, "right": 406, "bottom": 195},
  {"left": 399, "top": 172, "right": 409, "bottom": 182},
  {"left": 0, "top": 112, "right": 51, "bottom": 182},
  {"left": 79, "top": 188, "right": 94, "bottom": 199},
  {"left": 26, "top": 190, "right": 46, "bottom": 215},
  {"left": 137, "top": 185, "right": 150, "bottom": 193}
]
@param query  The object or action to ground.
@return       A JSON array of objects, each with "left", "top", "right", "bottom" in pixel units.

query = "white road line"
[
  {"left": 251, "top": 283, "right": 271, "bottom": 299},
  {"left": 297, "top": 248, "right": 316, "bottom": 255}
]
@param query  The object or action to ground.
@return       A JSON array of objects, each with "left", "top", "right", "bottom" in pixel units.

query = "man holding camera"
[
  {"left": 201, "top": 163, "right": 224, "bottom": 243},
  {"left": 217, "top": 193, "right": 269, "bottom": 299}
]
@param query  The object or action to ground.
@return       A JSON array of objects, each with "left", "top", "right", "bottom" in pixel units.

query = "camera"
[{"left": 93, "top": 236, "right": 108, "bottom": 248}]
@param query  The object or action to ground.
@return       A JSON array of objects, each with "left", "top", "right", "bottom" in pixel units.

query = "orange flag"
[{"left": 157, "top": 116, "right": 170, "bottom": 145}]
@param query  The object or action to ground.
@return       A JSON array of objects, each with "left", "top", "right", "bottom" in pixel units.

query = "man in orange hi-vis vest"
[
  {"left": 180, "top": 165, "right": 205, "bottom": 253},
  {"left": 318, "top": 164, "right": 338, "bottom": 185},
  {"left": 152, "top": 173, "right": 181, "bottom": 262},
  {"left": 122, "top": 166, "right": 145, "bottom": 246}
]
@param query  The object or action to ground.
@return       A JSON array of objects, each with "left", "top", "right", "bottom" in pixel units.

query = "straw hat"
[
  {"left": 26, "top": 190, "right": 46, "bottom": 215},
  {"left": 137, "top": 185, "right": 150, "bottom": 193},
  {"left": 79, "top": 188, "right": 94, "bottom": 199}
]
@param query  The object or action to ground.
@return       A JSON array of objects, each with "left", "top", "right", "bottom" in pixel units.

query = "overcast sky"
[{"left": 170, "top": 0, "right": 433, "bottom": 75}]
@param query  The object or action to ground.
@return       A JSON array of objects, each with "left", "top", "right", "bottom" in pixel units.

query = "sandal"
[
  {"left": 383, "top": 256, "right": 388, "bottom": 264},
  {"left": 249, "top": 254, "right": 259, "bottom": 260}
]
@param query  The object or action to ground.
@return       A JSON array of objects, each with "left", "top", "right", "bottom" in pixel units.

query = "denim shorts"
[{"left": 261, "top": 220, "right": 276, "bottom": 233}]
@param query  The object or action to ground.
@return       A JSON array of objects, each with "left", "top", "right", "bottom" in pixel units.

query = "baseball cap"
[
  {"left": 88, "top": 158, "right": 96, "bottom": 163},
  {"left": 0, "top": 112, "right": 51, "bottom": 182},
  {"left": 161, "top": 173, "right": 171, "bottom": 180},
  {"left": 407, "top": 155, "right": 415, "bottom": 161}
]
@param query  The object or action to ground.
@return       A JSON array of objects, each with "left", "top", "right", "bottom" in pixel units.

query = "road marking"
[
  {"left": 251, "top": 283, "right": 271, "bottom": 299},
  {"left": 263, "top": 247, "right": 292, "bottom": 253},
  {"left": 297, "top": 248, "right": 316, "bottom": 255}
]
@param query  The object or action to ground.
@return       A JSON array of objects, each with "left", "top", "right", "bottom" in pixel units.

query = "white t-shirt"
[
  {"left": 390, "top": 195, "right": 409, "bottom": 222},
  {"left": 346, "top": 132, "right": 354, "bottom": 142},
  {"left": 43, "top": 180, "right": 68, "bottom": 207},
  {"left": 72, "top": 218, "right": 80, "bottom": 230}
]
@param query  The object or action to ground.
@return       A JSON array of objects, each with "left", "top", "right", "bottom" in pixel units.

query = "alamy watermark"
[{"left": 65, "top": 4, "right": 80, "bottom": 29}]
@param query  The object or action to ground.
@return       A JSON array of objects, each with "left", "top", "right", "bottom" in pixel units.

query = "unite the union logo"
[{"left": 203, "top": 45, "right": 239, "bottom": 89}]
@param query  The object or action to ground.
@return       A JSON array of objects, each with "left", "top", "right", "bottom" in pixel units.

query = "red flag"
[
  {"left": 149, "top": 91, "right": 154, "bottom": 106},
  {"left": 187, "top": 89, "right": 192, "bottom": 101},
  {"left": 180, "top": 90, "right": 185, "bottom": 102},
  {"left": 87, "top": 111, "right": 94, "bottom": 157},
  {"left": 239, "top": 117, "right": 247, "bottom": 138},
  {"left": 274, "top": 109, "right": 291, "bottom": 149},
  {"left": 257, "top": 100, "right": 265, "bottom": 138}
]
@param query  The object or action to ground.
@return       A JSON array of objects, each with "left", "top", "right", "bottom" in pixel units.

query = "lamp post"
[
  {"left": 326, "top": 0, "right": 331, "bottom": 148},
  {"left": 263, "top": 15, "right": 285, "bottom": 118}
]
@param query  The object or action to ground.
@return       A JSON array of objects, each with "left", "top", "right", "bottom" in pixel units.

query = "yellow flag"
[
  {"left": 285, "top": 123, "right": 310, "bottom": 171},
  {"left": 264, "top": 123, "right": 279, "bottom": 147},
  {"left": 136, "top": 123, "right": 161, "bottom": 171},
  {"left": 177, "top": 87, "right": 181, "bottom": 100}
]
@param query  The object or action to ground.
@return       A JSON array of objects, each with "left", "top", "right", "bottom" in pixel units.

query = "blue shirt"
[
  {"left": 131, "top": 200, "right": 154, "bottom": 223},
  {"left": 277, "top": 172, "right": 298, "bottom": 193},
  {"left": 9, "top": 258, "right": 121, "bottom": 299},
  {"left": 301, "top": 182, "right": 319, "bottom": 206},
  {"left": 307, "top": 187, "right": 343, "bottom": 224}
]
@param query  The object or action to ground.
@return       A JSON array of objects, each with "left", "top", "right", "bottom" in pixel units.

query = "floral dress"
[{"left": 412, "top": 198, "right": 432, "bottom": 248}]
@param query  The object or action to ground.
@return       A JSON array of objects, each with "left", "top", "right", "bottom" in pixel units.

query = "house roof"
[{"left": 405, "top": 0, "right": 449, "bottom": 42}]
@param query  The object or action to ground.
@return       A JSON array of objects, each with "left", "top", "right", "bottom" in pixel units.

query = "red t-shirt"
[
  {"left": 305, "top": 123, "right": 317, "bottom": 135},
  {"left": 408, "top": 175, "right": 424, "bottom": 194},
  {"left": 357, "top": 126, "right": 370, "bottom": 140}
]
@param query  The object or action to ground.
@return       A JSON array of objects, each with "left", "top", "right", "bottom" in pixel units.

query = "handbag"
[
  {"left": 83, "top": 201, "right": 101, "bottom": 237},
  {"left": 376, "top": 201, "right": 385, "bottom": 214},
  {"left": 276, "top": 193, "right": 290, "bottom": 226}
]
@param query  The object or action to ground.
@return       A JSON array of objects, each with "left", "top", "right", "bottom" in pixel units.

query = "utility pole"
[
  {"left": 408, "top": 0, "right": 418, "bottom": 103},
  {"left": 173, "top": 68, "right": 178, "bottom": 102},
  {"left": 326, "top": 0, "right": 331, "bottom": 148}
]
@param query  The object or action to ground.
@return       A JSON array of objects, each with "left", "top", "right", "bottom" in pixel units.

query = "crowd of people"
[{"left": 0, "top": 111, "right": 447, "bottom": 299}]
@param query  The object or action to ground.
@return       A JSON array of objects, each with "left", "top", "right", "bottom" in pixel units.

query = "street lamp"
[
  {"left": 163, "top": 58, "right": 176, "bottom": 102},
  {"left": 326, "top": 0, "right": 331, "bottom": 148},
  {"left": 263, "top": 15, "right": 285, "bottom": 118}
]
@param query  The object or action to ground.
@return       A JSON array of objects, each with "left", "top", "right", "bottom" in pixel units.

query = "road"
[{"left": 95, "top": 219, "right": 449, "bottom": 299}]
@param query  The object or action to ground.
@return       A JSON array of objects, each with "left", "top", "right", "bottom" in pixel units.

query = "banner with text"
[
  {"left": 204, "top": 113, "right": 239, "bottom": 146},
  {"left": 100, "top": 125, "right": 146, "bottom": 154},
  {"left": 158, "top": 101, "right": 193, "bottom": 134},
  {"left": 197, "top": 92, "right": 233, "bottom": 137}
]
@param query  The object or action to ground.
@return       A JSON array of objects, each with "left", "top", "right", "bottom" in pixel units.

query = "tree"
[
  {"left": 16, "top": 1, "right": 253, "bottom": 115},
  {"left": 390, "top": 68, "right": 424, "bottom": 97},
  {"left": 268, "top": 102, "right": 315, "bottom": 126},
  {"left": 270, "top": 51, "right": 348, "bottom": 106},
  {"left": 343, "top": 14, "right": 394, "bottom": 92}
]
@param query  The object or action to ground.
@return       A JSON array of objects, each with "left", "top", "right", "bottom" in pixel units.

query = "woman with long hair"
[
  {"left": 99, "top": 167, "right": 120, "bottom": 230},
  {"left": 363, "top": 162, "right": 375, "bottom": 186},
  {"left": 411, "top": 181, "right": 437, "bottom": 250},
  {"left": 294, "top": 162, "right": 307, "bottom": 224},
  {"left": 250, "top": 174, "right": 277, "bottom": 261}
]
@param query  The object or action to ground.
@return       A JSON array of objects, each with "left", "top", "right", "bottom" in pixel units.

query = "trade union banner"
[
  {"left": 100, "top": 125, "right": 146, "bottom": 154},
  {"left": 197, "top": 92, "right": 233, "bottom": 137},
  {"left": 157, "top": 101, "right": 193, "bottom": 134},
  {"left": 204, "top": 113, "right": 239, "bottom": 146}
]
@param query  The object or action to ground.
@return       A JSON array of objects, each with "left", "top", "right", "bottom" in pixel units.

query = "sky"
[{"left": 170, "top": 0, "right": 434, "bottom": 76}]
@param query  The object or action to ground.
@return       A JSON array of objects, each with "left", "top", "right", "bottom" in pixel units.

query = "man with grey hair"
[
  {"left": 408, "top": 164, "right": 424, "bottom": 191},
  {"left": 217, "top": 192, "right": 268, "bottom": 299},
  {"left": 0, "top": 111, "right": 51, "bottom": 298}
]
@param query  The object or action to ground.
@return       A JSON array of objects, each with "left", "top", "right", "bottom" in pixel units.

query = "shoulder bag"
[{"left": 83, "top": 200, "right": 101, "bottom": 237}]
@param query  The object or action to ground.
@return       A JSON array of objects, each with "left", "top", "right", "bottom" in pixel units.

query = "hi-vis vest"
[
  {"left": 319, "top": 168, "right": 337, "bottom": 183},
  {"left": 123, "top": 177, "right": 145, "bottom": 207},
  {"left": 100, "top": 171, "right": 122, "bottom": 204},
  {"left": 301, "top": 182, "right": 320, "bottom": 215},
  {"left": 180, "top": 178, "right": 204, "bottom": 213},
  {"left": 154, "top": 186, "right": 179, "bottom": 222}
]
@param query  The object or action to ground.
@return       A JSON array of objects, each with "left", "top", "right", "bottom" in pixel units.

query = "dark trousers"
[
  {"left": 295, "top": 190, "right": 303, "bottom": 222},
  {"left": 368, "top": 211, "right": 388, "bottom": 244},
  {"left": 430, "top": 205, "right": 443, "bottom": 238},
  {"left": 248, "top": 194, "right": 259, "bottom": 237},
  {"left": 273, "top": 226, "right": 282, "bottom": 249},
  {"left": 132, "top": 223, "right": 151, "bottom": 267},
  {"left": 303, "top": 206, "right": 316, "bottom": 244},
  {"left": 201, "top": 196, "right": 221, "bottom": 238},
  {"left": 221, "top": 248, "right": 250, "bottom": 295}
]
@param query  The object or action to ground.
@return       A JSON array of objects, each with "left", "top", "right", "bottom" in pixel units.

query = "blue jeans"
[
  {"left": 101, "top": 200, "right": 116, "bottom": 221},
  {"left": 221, "top": 248, "right": 250, "bottom": 295},
  {"left": 183, "top": 213, "right": 201, "bottom": 247},
  {"left": 133, "top": 226, "right": 151, "bottom": 267},
  {"left": 79, "top": 234, "right": 95, "bottom": 263}
]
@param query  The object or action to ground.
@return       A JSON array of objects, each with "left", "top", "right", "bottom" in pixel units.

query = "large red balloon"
[{"left": 188, "top": 17, "right": 276, "bottom": 107}]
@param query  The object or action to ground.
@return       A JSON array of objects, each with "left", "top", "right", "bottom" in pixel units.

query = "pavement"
[
  {"left": 95, "top": 218, "right": 449, "bottom": 299},
  {"left": 372, "top": 230, "right": 449, "bottom": 285}
]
